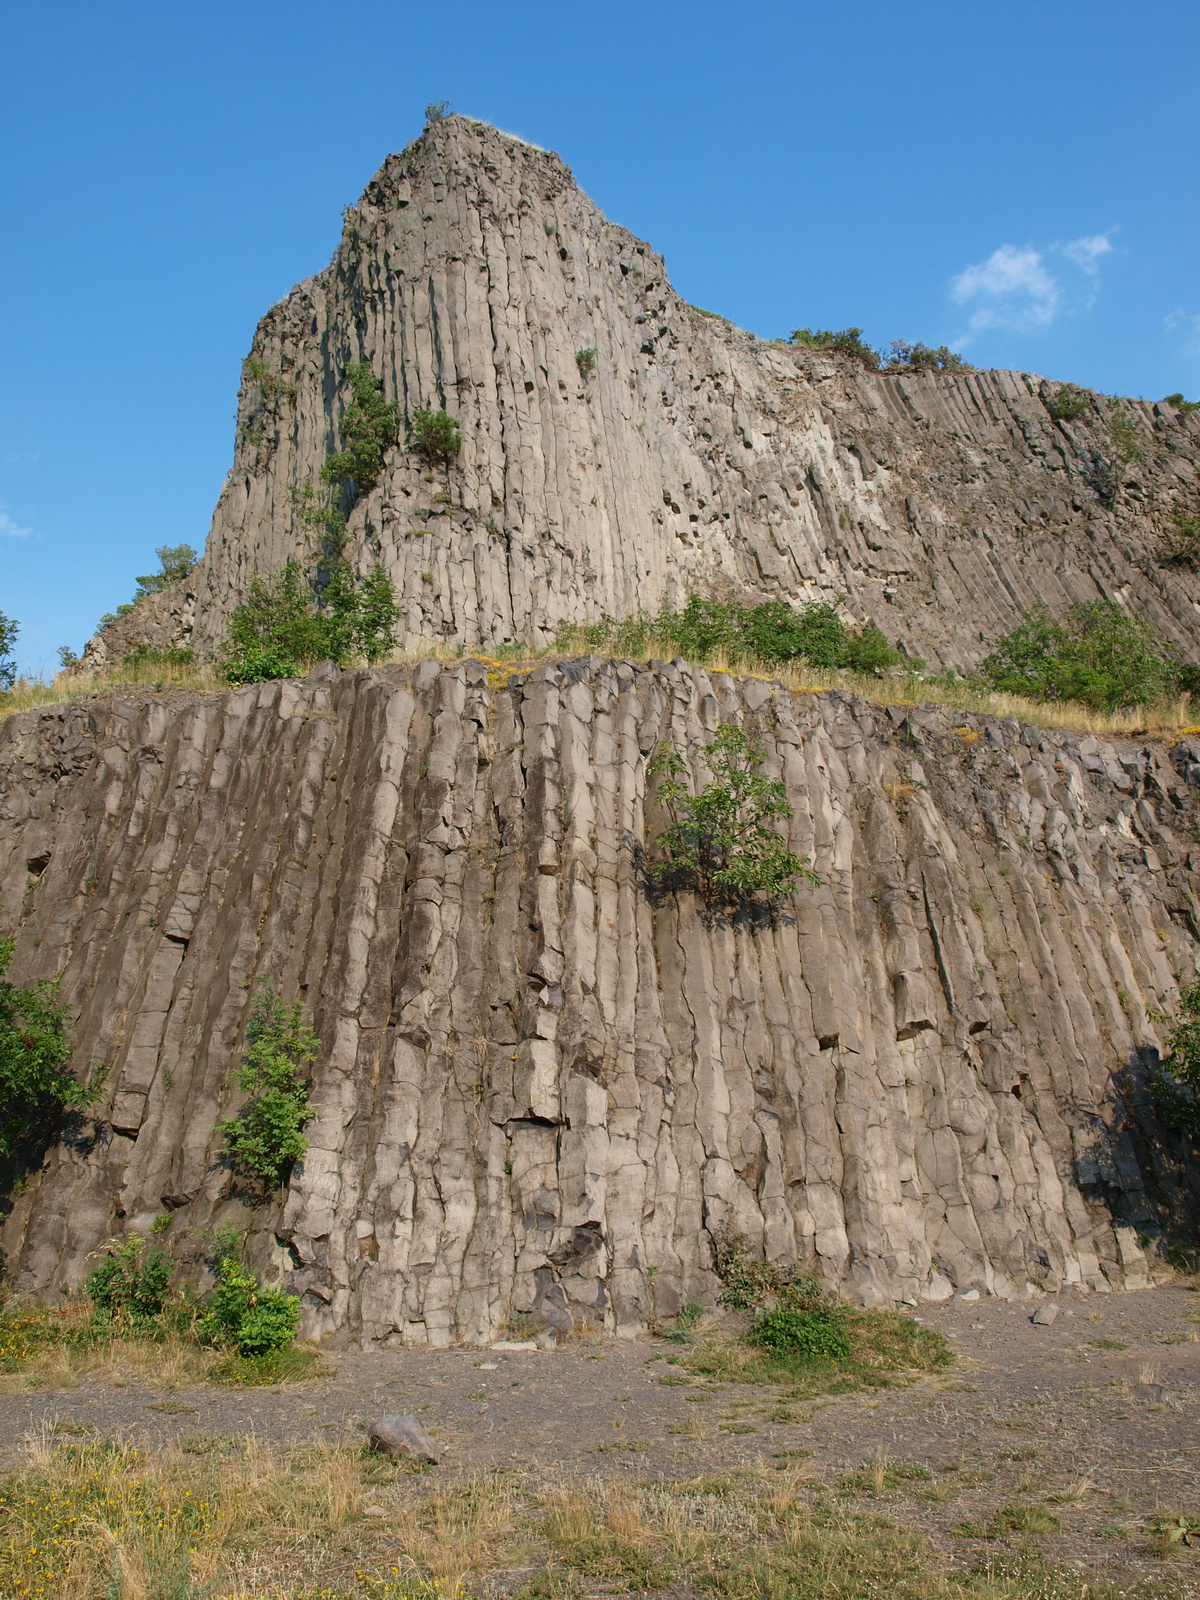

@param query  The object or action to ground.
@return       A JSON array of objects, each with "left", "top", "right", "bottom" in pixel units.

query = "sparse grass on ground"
[
  {"left": 0, "top": 1301, "right": 321, "bottom": 1395},
  {"left": 680, "top": 1307, "right": 952, "bottom": 1397},
  {"left": 4, "top": 642, "right": 1198, "bottom": 741},
  {"left": 0, "top": 1435, "right": 1182, "bottom": 1600}
]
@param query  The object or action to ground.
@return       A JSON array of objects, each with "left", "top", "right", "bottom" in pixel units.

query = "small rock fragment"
[
  {"left": 1031, "top": 1303, "right": 1058, "bottom": 1326},
  {"left": 363, "top": 1505, "right": 390, "bottom": 1518},
  {"left": 476, "top": 1361, "right": 499, "bottom": 1370},
  {"left": 367, "top": 1415, "right": 440, "bottom": 1465},
  {"left": 956, "top": 1289, "right": 981, "bottom": 1302},
  {"left": 492, "top": 1340, "right": 537, "bottom": 1351}
]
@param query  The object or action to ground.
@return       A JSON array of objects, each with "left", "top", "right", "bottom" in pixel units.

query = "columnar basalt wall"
[
  {"left": 1, "top": 665, "right": 1197, "bottom": 1343},
  {"left": 87, "top": 116, "right": 1200, "bottom": 676}
]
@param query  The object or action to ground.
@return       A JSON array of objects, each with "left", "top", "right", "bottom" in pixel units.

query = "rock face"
[
  {"left": 1, "top": 662, "right": 1197, "bottom": 1342},
  {"left": 101, "top": 114, "right": 1200, "bottom": 674}
]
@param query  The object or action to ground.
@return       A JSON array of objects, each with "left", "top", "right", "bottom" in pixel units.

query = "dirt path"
[{"left": 2, "top": 1285, "right": 1198, "bottom": 1589}]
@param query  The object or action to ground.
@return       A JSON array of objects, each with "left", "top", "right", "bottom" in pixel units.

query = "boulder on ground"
[{"left": 367, "top": 1414, "right": 439, "bottom": 1464}]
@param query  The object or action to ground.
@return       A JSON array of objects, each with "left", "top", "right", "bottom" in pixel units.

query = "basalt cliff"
[
  {"left": 14, "top": 117, "right": 1200, "bottom": 1344},
  {"left": 87, "top": 115, "right": 1200, "bottom": 674},
  {"left": 1, "top": 663, "right": 1198, "bottom": 1342}
]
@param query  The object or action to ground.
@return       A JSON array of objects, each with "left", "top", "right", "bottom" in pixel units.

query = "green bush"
[
  {"left": 1164, "top": 393, "right": 1200, "bottom": 415},
  {"left": 559, "top": 594, "right": 903, "bottom": 675},
  {"left": 712, "top": 1226, "right": 832, "bottom": 1312},
  {"left": 1163, "top": 511, "right": 1200, "bottom": 569},
  {"left": 0, "top": 612, "right": 17, "bottom": 692},
  {"left": 790, "top": 327, "right": 879, "bottom": 367},
  {"left": 977, "top": 601, "right": 1192, "bottom": 711},
  {"left": 0, "top": 938, "right": 91, "bottom": 1156},
  {"left": 879, "top": 341, "right": 971, "bottom": 374},
  {"left": 221, "top": 982, "right": 315, "bottom": 1190},
  {"left": 411, "top": 406, "right": 462, "bottom": 471},
  {"left": 200, "top": 1246, "right": 299, "bottom": 1357},
  {"left": 219, "top": 558, "right": 401, "bottom": 683},
  {"left": 750, "top": 1307, "right": 851, "bottom": 1361},
  {"left": 1152, "top": 976, "right": 1200, "bottom": 1136},
  {"left": 86, "top": 1237, "right": 173, "bottom": 1326},
  {"left": 97, "top": 546, "right": 198, "bottom": 632},
  {"left": 122, "top": 645, "right": 196, "bottom": 673},
  {"left": 1107, "top": 405, "right": 1143, "bottom": 464},
  {"left": 788, "top": 329, "right": 970, "bottom": 373},
  {"left": 242, "top": 357, "right": 295, "bottom": 402},
  {"left": 320, "top": 364, "right": 400, "bottom": 494},
  {"left": 651, "top": 724, "right": 818, "bottom": 908},
  {"left": 575, "top": 348, "right": 597, "bottom": 380},
  {"left": 1050, "top": 384, "right": 1091, "bottom": 421}
]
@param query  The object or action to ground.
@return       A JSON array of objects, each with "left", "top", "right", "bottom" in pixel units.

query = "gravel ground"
[{"left": 2, "top": 1284, "right": 1197, "bottom": 1590}]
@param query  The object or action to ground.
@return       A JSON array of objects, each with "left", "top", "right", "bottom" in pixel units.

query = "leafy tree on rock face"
[
  {"left": 1153, "top": 978, "right": 1200, "bottom": 1137},
  {"left": 134, "top": 545, "right": 197, "bottom": 598},
  {"left": 650, "top": 724, "right": 819, "bottom": 909},
  {"left": 320, "top": 364, "right": 400, "bottom": 494},
  {"left": 0, "top": 612, "right": 17, "bottom": 691},
  {"left": 411, "top": 407, "right": 462, "bottom": 471},
  {"left": 0, "top": 938, "right": 89, "bottom": 1155},
  {"left": 221, "top": 982, "right": 316, "bottom": 1191}
]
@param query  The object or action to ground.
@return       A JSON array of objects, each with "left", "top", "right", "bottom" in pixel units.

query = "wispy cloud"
[
  {"left": 951, "top": 245, "right": 1060, "bottom": 335},
  {"left": 950, "top": 229, "right": 1117, "bottom": 343},
  {"left": 1062, "top": 232, "right": 1114, "bottom": 273},
  {"left": 0, "top": 511, "right": 32, "bottom": 539},
  {"left": 1165, "top": 309, "right": 1200, "bottom": 357}
]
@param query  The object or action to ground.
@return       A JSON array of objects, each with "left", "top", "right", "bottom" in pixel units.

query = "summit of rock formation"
[{"left": 87, "top": 115, "right": 1200, "bottom": 673}]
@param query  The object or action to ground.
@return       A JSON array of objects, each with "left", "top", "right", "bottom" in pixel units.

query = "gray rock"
[
  {"left": 1031, "top": 1304, "right": 1059, "bottom": 1326},
  {"left": 367, "top": 1415, "right": 440, "bottom": 1465},
  {"left": 81, "top": 117, "right": 1200, "bottom": 687},
  {"left": 1133, "top": 1383, "right": 1165, "bottom": 1402},
  {"left": 0, "top": 661, "right": 1191, "bottom": 1343}
]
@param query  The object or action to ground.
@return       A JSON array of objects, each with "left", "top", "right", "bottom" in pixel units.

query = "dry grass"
[
  {"left": 0, "top": 1429, "right": 1172, "bottom": 1600},
  {"left": 5, "top": 642, "right": 1198, "bottom": 743},
  {"left": 0, "top": 1429, "right": 371, "bottom": 1599},
  {"left": 0, "top": 661, "right": 225, "bottom": 725}
]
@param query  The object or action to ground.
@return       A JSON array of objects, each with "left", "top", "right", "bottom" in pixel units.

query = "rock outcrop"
[
  {"left": 100, "top": 114, "right": 1200, "bottom": 675},
  {"left": 1, "top": 662, "right": 1196, "bottom": 1342}
]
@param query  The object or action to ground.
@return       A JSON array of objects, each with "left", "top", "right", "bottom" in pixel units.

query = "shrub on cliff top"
[
  {"left": 790, "top": 327, "right": 879, "bottom": 367},
  {"left": 789, "top": 328, "right": 970, "bottom": 374},
  {"left": 219, "top": 558, "right": 401, "bottom": 682},
  {"left": 977, "top": 601, "right": 1197, "bottom": 711},
  {"left": 558, "top": 594, "right": 903, "bottom": 676}
]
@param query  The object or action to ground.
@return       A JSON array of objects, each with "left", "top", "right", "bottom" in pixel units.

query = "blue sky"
[{"left": 3, "top": 0, "right": 1198, "bottom": 675}]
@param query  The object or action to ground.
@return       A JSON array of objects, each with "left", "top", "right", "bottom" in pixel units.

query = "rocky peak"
[{"left": 99, "top": 115, "right": 1200, "bottom": 674}]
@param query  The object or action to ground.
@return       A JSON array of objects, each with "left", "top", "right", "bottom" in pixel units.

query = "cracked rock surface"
[{"left": 1, "top": 660, "right": 1198, "bottom": 1341}]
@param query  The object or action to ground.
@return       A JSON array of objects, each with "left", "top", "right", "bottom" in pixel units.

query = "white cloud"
[
  {"left": 951, "top": 245, "right": 1061, "bottom": 336},
  {"left": 0, "top": 512, "right": 32, "bottom": 538},
  {"left": 949, "top": 229, "right": 1117, "bottom": 342},
  {"left": 1166, "top": 309, "right": 1200, "bottom": 356},
  {"left": 1061, "top": 232, "right": 1114, "bottom": 273}
]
